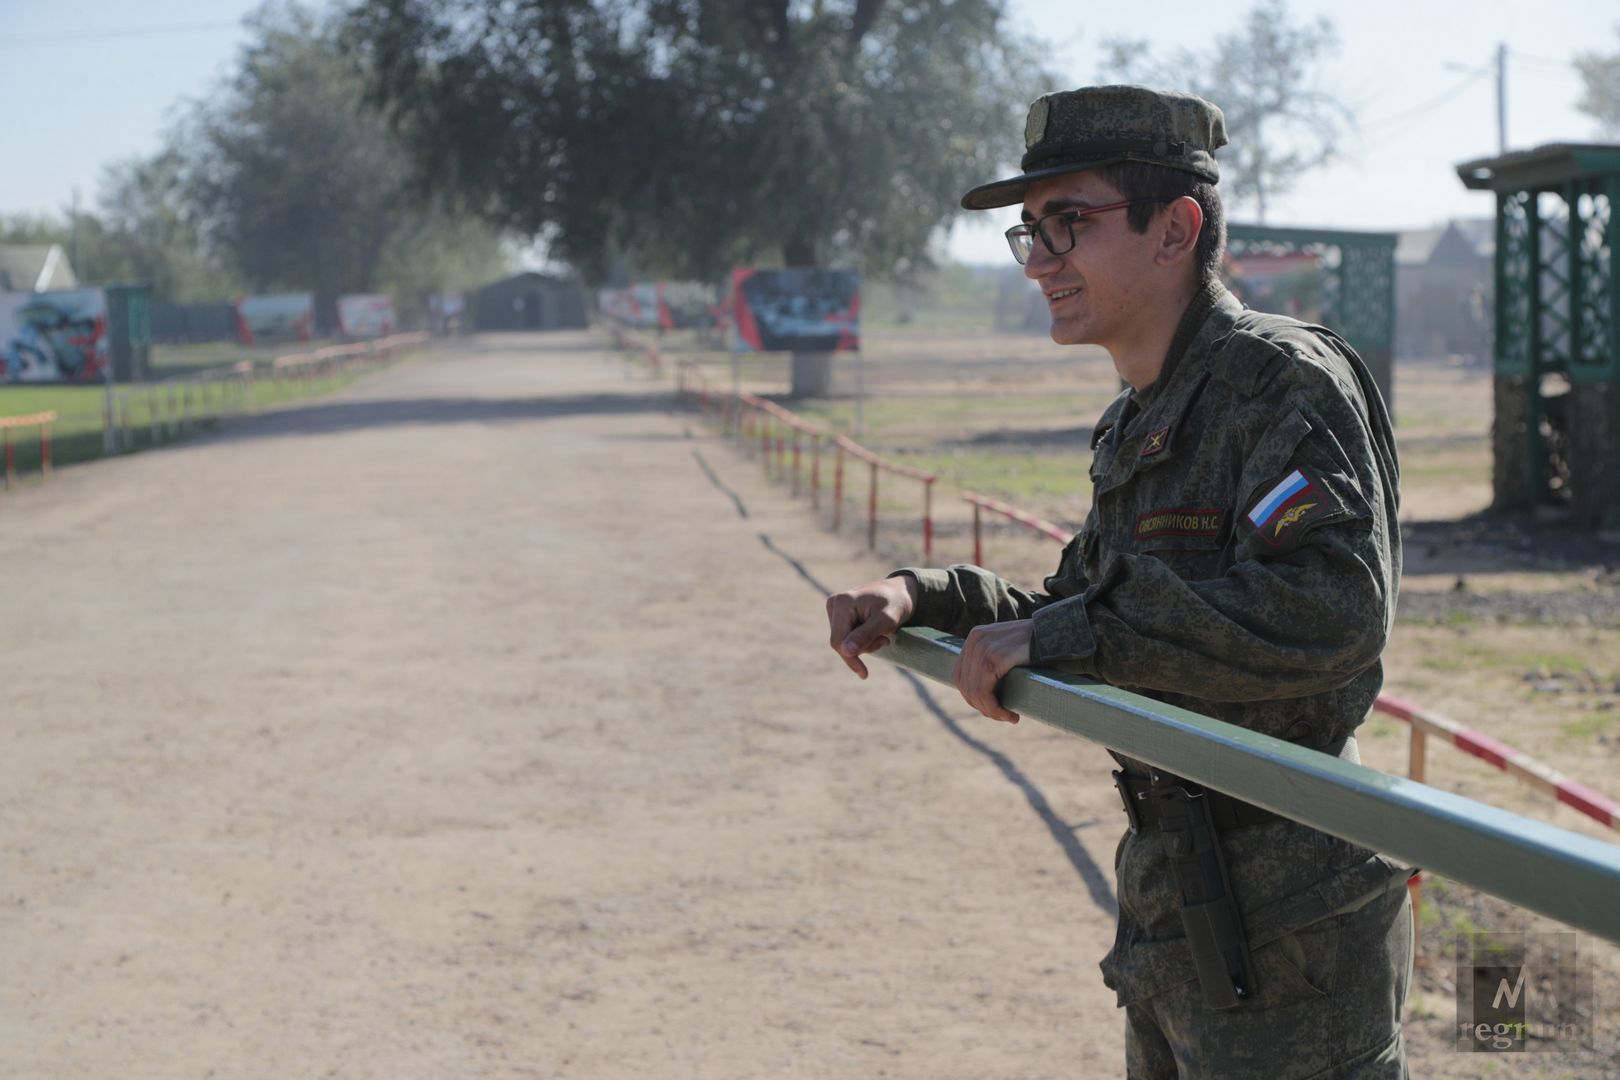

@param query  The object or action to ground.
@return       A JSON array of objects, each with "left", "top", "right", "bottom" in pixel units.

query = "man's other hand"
[
  {"left": 825, "top": 575, "right": 918, "bottom": 679},
  {"left": 952, "top": 620, "right": 1033, "bottom": 724}
]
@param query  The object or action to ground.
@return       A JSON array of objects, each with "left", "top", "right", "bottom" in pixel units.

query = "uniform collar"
[
  {"left": 1132, "top": 277, "right": 1231, "bottom": 412},
  {"left": 1093, "top": 281, "right": 1243, "bottom": 497}
]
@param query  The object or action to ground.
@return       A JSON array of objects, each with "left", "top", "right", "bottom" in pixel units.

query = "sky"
[{"left": 0, "top": 0, "right": 1616, "bottom": 266}]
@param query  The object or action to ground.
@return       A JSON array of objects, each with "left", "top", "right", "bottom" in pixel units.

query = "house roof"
[
  {"left": 1396, "top": 219, "right": 1494, "bottom": 266},
  {"left": 0, "top": 244, "right": 78, "bottom": 292},
  {"left": 1456, "top": 143, "right": 1620, "bottom": 192}
]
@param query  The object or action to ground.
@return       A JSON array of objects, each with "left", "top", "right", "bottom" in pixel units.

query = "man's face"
[{"left": 1019, "top": 171, "right": 1161, "bottom": 349}]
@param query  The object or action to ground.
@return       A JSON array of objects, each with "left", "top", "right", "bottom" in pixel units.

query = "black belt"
[{"left": 1112, "top": 767, "right": 1283, "bottom": 834}]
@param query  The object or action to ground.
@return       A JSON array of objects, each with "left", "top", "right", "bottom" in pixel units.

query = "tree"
[
  {"left": 96, "top": 152, "right": 241, "bottom": 302},
  {"left": 182, "top": 3, "right": 510, "bottom": 327},
  {"left": 1574, "top": 26, "right": 1620, "bottom": 137},
  {"left": 1098, "top": 0, "right": 1350, "bottom": 223},
  {"left": 345, "top": 0, "right": 1043, "bottom": 395}
]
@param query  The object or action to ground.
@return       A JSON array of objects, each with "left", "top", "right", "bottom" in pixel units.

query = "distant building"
[
  {"left": 472, "top": 272, "right": 588, "bottom": 331},
  {"left": 1395, "top": 218, "right": 1493, "bottom": 363},
  {"left": 0, "top": 244, "right": 78, "bottom": 292}
]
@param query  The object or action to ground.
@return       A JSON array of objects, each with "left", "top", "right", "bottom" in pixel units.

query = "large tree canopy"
[
  {"left": 345, "top": 0, "right": 1042, "bottom": 285},
  {"left": 1575, "top": 25, "right": 1620, "bottom": 138},
  {"left": 180, "top": 4, "right": 510, "bottom": 322},
  {"left": 1099, "top": 0, "right": 1351, "bottom": 224}
]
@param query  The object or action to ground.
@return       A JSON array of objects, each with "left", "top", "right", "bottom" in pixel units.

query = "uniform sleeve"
[
  {"left": 1028, "top": 372, "right": 1398, "bottom": 703},
  {"left": 887, "top": 565, "right": 1047, "bottom": 639}
]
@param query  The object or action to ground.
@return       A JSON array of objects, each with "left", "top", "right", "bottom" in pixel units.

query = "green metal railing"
[{"left": 885, "top": 627, "right": 1620, "bottom": 946}]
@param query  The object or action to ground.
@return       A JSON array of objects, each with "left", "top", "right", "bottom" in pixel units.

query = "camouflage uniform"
[
  {"left": 881, "top": 83, "right": 1414, "bottom": 1076},
  {"left": 897, "top": 276, "right": 1411, "bottom": 1074}
]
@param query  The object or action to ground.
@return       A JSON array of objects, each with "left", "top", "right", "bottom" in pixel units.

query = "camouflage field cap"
[{"left": 961, "top": 85, "right": 1227, "bottom": 210}]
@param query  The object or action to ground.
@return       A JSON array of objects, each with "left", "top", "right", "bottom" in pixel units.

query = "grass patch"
[
  {"left": 151, "top": 338, "right": 340, "bottom": 377},
  {"left": 1, "top": 365, "right": 368, "bottom": 471},
  {"left": 792, "top": 392, "right": 1106, "bottom": 443},
  {"left": 1561, "top": 712, "right": 1620, "bottom": 740},
  {"left": 902, "top": 448, "right": 1089, "bottom": 511}
]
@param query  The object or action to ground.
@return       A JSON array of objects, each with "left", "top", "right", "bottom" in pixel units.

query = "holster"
[{"left": 1135, "top": 777, "right": 1259, "bottom": 1010}]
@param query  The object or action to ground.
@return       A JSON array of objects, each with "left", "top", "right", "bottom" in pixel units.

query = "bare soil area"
[
  {"left": 4, "top": 330, "right": 1616, "bottom": 1078},
  {"left": 0, "top": 334, "right": 1130, "bottom": 1078}
]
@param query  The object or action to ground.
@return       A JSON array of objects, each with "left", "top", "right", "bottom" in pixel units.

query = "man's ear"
[{"left": 1154, "top": 195, "right": 1203, "bottom": 268}]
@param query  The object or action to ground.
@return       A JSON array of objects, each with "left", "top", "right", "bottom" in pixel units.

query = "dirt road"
[{"left": 1, "top": 334, "right": 1132, "bottom": 1078}]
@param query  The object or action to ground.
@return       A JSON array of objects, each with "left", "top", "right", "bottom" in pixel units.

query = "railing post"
[
  {"left": 973, "top": 501, "right": 984, "bottom": 566},
  {"left": 792, "top": 429, "right": 802, "bottom": 496},
  {"left": 3, "top": 427, "right": 12, "bottom": 488},
  {"left": 923, "top": 478, "right": 934, "bottom": 565},
  {"left": 810, "top": 433, "right": 822, "bottom": 509},
  {"left": 40, "top": 422, "right": 51, "bottom": 477},
  {"left": 1408, "top": 725, "right": 1429, "bottom": 955},
  {"left": 834, "top": 441, "right": 845, "bottom": 529},
  {"left": 868, "top": 460, "right": 878, "bottom": 550}
]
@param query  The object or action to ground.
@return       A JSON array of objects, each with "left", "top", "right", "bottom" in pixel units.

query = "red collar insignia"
[{"left": 1140, "top": 426, "right": 1171, "bottom": 457}]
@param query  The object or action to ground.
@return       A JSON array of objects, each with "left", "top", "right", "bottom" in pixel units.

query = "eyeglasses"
[{"left": 1004, "top": 199, "right": 1172, "bottom": 265}]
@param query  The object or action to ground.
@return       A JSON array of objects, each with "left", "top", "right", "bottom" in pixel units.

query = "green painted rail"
[{"left": 885, "top": 627, "right": 1620, "bottom": 947}]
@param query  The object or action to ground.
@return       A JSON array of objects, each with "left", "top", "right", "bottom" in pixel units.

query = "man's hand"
[
  {"left": 951, "top": 620, "right": 1033, "bottom": 724},
  {"left": 825, "top": 575, "right": 918, "bottom": 679}
]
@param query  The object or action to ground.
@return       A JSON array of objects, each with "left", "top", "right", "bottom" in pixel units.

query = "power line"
[
  {"left": 1361, "top": 68, "right": 1490, "bottom": 137},
  {"left": 0, "top": 19, "right": 241, "bottom": 47}
]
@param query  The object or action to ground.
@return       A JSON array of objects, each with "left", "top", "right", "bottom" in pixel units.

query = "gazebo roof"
[{"left": 1456, "top": 143, "right": 1620, "bottom": 193}]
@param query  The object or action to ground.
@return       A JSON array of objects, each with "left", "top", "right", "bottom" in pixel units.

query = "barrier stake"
[
  {"left": 810, "top": 434, "right": 822, "bottom": 509},
  {"left": 792, "top": 430, "right": 802, "bottom": 496},
  {"left": 923, "top": 478, "right": 934, "bottom": 565},
  {"left": 834, "top": 442, "right": 845, "bottom": 529},
  {"left": 1408, "top": 725, "right": 1430, "bottom": 952},
  {"left": 973, "top": 502, "right": 984, "bottom": 566},
  {"left": 3, "top": 428, "right": 12, "bottom": 488},
  {"left": 40, "top": 423, "right": 51, "bottom": 476},
  {"left": 868, "top": 460, "right": 879, "bottom": 550}
]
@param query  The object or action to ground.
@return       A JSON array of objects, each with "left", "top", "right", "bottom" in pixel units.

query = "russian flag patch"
[{"left": 1247, "top": 468, "right": 1325, "bottom": 547}]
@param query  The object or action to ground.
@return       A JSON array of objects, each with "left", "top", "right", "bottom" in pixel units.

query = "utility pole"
[
  {"left": 71, "top": 187, "right": 82, "bottom": 281},
  {"left": 1496, "top": 42, "right": 1507, "bottom": 154}
]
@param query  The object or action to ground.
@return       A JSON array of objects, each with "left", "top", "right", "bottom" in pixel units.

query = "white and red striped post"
[
  {"left": 791, "top": 429, "right": 802, "bottom": 496},
  {"left": 923, "top": 477, "right": 934, "bottom": 565},
  {"left": 867, "top": 460, "right": 879, "bottom": 550},
  {"left": 834, "top": 441, "right": 845, "bottom": 529},
  {"left": 810, "top": 433, "right": 822, "bottom": 509}
]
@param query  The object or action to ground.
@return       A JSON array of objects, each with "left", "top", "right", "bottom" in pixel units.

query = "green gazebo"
[{"left": 1458, "top": 143, "right": 1620, "bottom": 530}]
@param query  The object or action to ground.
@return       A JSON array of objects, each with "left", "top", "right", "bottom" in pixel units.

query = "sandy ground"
[{"left": 0, "top": 333, "right": 1130, "bottom": 1078}]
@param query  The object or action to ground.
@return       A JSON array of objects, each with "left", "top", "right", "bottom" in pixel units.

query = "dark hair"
[{"left": 1094, "top": 161, "right": 1226, "bottom": 284}]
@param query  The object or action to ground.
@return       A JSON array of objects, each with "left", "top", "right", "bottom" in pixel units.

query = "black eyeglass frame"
[{"left": 1004, "top": 198, "right": 1174, "bottom": 265}]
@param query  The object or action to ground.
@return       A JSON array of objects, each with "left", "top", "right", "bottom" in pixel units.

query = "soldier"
[{"left": 825, "top": 85, "right": 1412, "bottom": 1078}]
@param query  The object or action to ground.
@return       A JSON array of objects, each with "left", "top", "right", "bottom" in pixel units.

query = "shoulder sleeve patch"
[{"left": 1241, "top": 464, "right": 1364, "bottom": 553}]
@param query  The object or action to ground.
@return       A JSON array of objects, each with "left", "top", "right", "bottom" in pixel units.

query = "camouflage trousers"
[{"left": 1124, "top": 882, "right": 1413, "bottom": 1079}]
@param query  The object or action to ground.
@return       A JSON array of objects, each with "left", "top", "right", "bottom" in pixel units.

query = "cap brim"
[{"left": 959, "top": 157, "right": 1129, "bottom": 210}]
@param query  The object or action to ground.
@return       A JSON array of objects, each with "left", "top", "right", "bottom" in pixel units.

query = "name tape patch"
[{"left": 1134, "top": 506, "right": 1225, "bottom": 542}]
